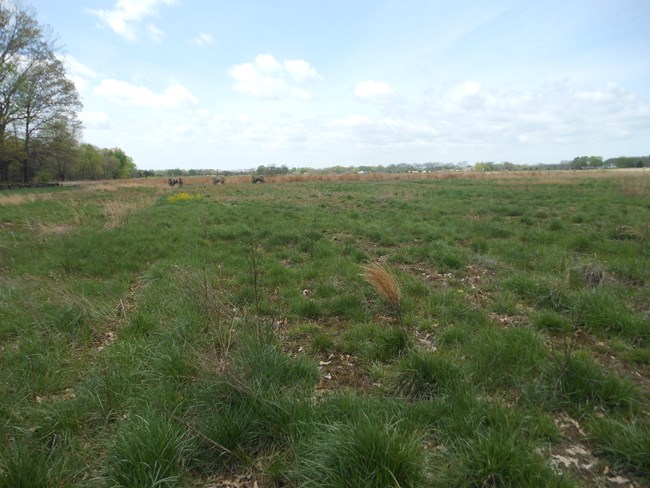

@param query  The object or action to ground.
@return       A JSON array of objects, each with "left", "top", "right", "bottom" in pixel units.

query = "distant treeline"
[{"left": 138, "top": 156, "right": 647, "bottom": 178}]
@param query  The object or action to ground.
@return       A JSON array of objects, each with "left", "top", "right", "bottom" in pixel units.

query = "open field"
[{"left": 0, "top": 169, "right": 648, "bottom": 487}]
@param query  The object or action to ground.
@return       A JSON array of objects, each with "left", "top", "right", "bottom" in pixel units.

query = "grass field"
[{"left": 1, "top": 169, "right": 648, "bottom": 487}]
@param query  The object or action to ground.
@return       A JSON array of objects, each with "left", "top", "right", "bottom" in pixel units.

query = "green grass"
[
  {"left": 0, "top": 172, "right": 648, "bottom": 486},
  {"left": 294, "top": 417, "right": 426, "bottom": 488}
]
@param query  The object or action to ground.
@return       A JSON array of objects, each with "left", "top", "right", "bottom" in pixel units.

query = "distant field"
[{"left": 0, "top": 169, "right": 648, "bottom": 487}]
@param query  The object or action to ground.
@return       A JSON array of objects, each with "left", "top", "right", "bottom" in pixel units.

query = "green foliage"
[
  {"left": 106, "top": 410, "right": 190, "bottom": 487},
  {"left": 469, "top": 327, "right": 548, "bottom": 389},
  {"left": 391, "top": 351, "right": 465, "bottom": 399},
  {"left": 439, "top": 429, "right": 573, "bottom": 487},
  {"left": 0, "top": 440, "right": 58, "bottom": 488},
  {"left": 588, "top": 417, "right": 650, "bottom": 481},
  {"left": 342, "top": 324, "right": 410, "bottom": 361},
  {"left": 549, "top": 352, "right": 640, "bottom": 413},
  {"left": 295, "top": 418, "right": 426, "bottom": 488}
]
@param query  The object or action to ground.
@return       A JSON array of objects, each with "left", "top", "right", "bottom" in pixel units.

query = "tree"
[
  {"left": 571, "top": 156, "right": 603, "bottom": 169},
  {"left": 30, "top": 118, "right": 80, "bottom": 181},
  {"left": 0, "top": 1, "right": 82, "bottom": 183},
  {"left": 102, "top": 147, "right": 136, "bottom": 178},
  {"left": 14, "top": 55, "right": 81, "bottom": 182}
]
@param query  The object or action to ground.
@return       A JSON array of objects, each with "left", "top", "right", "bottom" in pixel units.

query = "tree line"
[{"left": 0, "top": 1, "right": 134, "bottom": 185}]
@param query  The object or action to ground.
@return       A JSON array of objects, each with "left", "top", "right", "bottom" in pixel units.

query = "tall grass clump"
[
  {"left": 295, "top": 418, "right": 426, "bottom": 488},
  {"left": 0, "top": 440, "right": 59, "bottom": 488},
  {"left": 439, "top": 429, "right": 572, "bottom": 487},
  {"left": 469, "top": 326, "right": 548, "bottom": 389},
  {"left": 105, "top": 409, "right": 191, "bottom": 488},
  {"left": 548, "top": 351, "right": 640, "bottom": 413},
  {"left": 588, "top": 417, "right": 650, "bottom": 482},
  {"left": 362, "top": 262, "right": 402, "bottom": 311},
  {"left": 341, "top": 323, "right": 410, "bottom": 361},
  {"left": 391, "top": 350, "right": 465, "bottom": 399}
]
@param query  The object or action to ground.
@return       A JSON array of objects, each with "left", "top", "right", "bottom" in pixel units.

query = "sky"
[{"left": 29, "top": 0, "right": 650, "bottom": 171}]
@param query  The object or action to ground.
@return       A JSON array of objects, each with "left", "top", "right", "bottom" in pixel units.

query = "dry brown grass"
[
  {"left": 102, "top": 196, "right": 155, "bottom": 230},
  {"left": 0, "top": 192, "right": 55, "bottom": 206},
  {"left": 25, "top": 221, "right": 74, "bottom": 243},
  {"left": 361, "top": 262, "right": 402, "bottom": 308},
  {"left": 619, "top": 174, "right": 647, "bottom": 196}
]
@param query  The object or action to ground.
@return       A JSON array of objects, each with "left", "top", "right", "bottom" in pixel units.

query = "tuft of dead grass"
[
  {"left": 0, "top": 192, "right": 54, "bottom": 206},
  {"left": 619, "top": 175, "right": 647, "bottom": 196},
  {"left": 361, "top": 262, "right": 402, "bottom": 308},
  {"left": 102, "top": 197, "right": 155, "bottom": 230}
]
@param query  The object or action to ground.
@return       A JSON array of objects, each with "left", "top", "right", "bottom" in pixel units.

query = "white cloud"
[
  {"left": 58, "top": 55, "right": 97, "bottom": 93},
  {"left": 354, "top": 80, "right": 393, "bottom": 99},
  {"left": 190, "top": 32, "right": 214, "bottom": 46},
  {"left": 59, "top": 55, "right": 97, "bottom": 78},
  {"left": 255, "top": 53, "right": 281, "bottom": 71},
  {"left": 88, "top": 0, "right": 176, "bottom": 41},
  {"left": 95, "top": 79, "right": 198, "bottom": 108},
  {"left": 146, "top": 23, "right": 165, "bottom": 42},
  {"left": 228, "top": 54, "right": 321, "bottom": 99},
  {"left": 284, "top": 59, "right": 321, "bottom": 82},
  {"left": 80, "top": 111, "right": 110, "bottom": 129}
]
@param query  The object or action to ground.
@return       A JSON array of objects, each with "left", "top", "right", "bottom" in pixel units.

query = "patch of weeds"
[
  {"left": 325, "top": 293, "right": 367, "bottom": 321},
  {"left": 437, "top": 324, "right": 474, "bottom": 346},
  {"left": 626, "top": 347, "right": 650, "bottom": 364},
  {"left": 548, "top": 351, "right": 640, "bottom": 413},
  {"left": 439, "top": 429, "right": 573, "bottom": 487},
  {"left": 532, "top": 310, "right": 572, "bottom": 334},
  {"left": 235, "top": 338, "right": 320, "bottom": 391},
  {"left": 470, "top": 238, "right": 488, "bottom": 254},
  {"left": 574, "top": 290, "right": 648, "bottom": 344},
  {"left": 489, "top": 291, "right": 520, "bottom": 316},
  {"left": 504, "top": 274, "right": 572, "bottom": 313},
  {"left": 588, "top": 417, "right": 650, "bottom": 481},
  {"left": 310, "top": 331, "right": 336, "bottom": 354},
  {"left": 0, "top": 439, "right": 62, "bottom": 488},
  {"left": 570, "top": 234, "right": 596, "bottom": 253},
  {"left": 119, "top": 311, "right": 158, "bottom": 339},
  {"left": 469, "top": 326, "right": 548, "bottom": 390},
  {"left": 167, "top": 192, "right": 202, "bottom": 204},
  {"left": 294, "top": 418, "right": 426, "bottom": 488},
  {"left": 428, "top": 241, "right": 467, "bottom": 271},
  {"left": 291, "top": 298, "right": 323, "bottom": 320},
  {"left": 426, "top": 290, "right": 490, "bottom": 328},
  {"left": 391, "top": 351, "right": 465, "bottom": 399},
  {"left": 341, "top": 324, "right": 410, "bottom": 362},
  {"left": 106, "top": 409, "right": 192, "bottom": 488}
]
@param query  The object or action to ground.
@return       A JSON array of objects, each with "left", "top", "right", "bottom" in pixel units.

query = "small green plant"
[
  {"left": 391, "top": 351, "right": 464, "bottom": 399},
  {"left": 0, "top": 440, "right": 57, "bottom": 488},
  {"left": 342, "top": 324, "right": 410, "bottom": 361},
  {"left": 106, "top": 410, "right": 191, "bottom": 488},
  {"left": 549, "top": 351, "right": 640, "bottom": 413},
  {"left": 440, "top": 429, "right": 572, "bottom": 487},
  {"left": 310, "top": 331, "right": 336, "bottom": 354},
  {"left": 295, "top": 418, "right": 426, "bottom": 487},
  {"left": 588, "top": 417, "right": 650, "bottom": 481},
  {"left": 532, "top": 310, "right": 572, "bottom": 334},
  {"left": 469, "top": 327, "right": 548, "bottom": 389}
]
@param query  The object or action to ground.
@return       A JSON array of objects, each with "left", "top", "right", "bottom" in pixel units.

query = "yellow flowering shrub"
[{"left": 167, "top": 192, "right": 202, "bottom": 203}]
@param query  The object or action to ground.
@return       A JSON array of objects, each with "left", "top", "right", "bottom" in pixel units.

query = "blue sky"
[{"left": 31, "top": 0, "right": 650, "bottom": 171}]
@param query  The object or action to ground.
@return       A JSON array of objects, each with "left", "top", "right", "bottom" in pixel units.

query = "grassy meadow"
[{"left": 0, "top": 170, "right": 648, "bottom": 487}]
